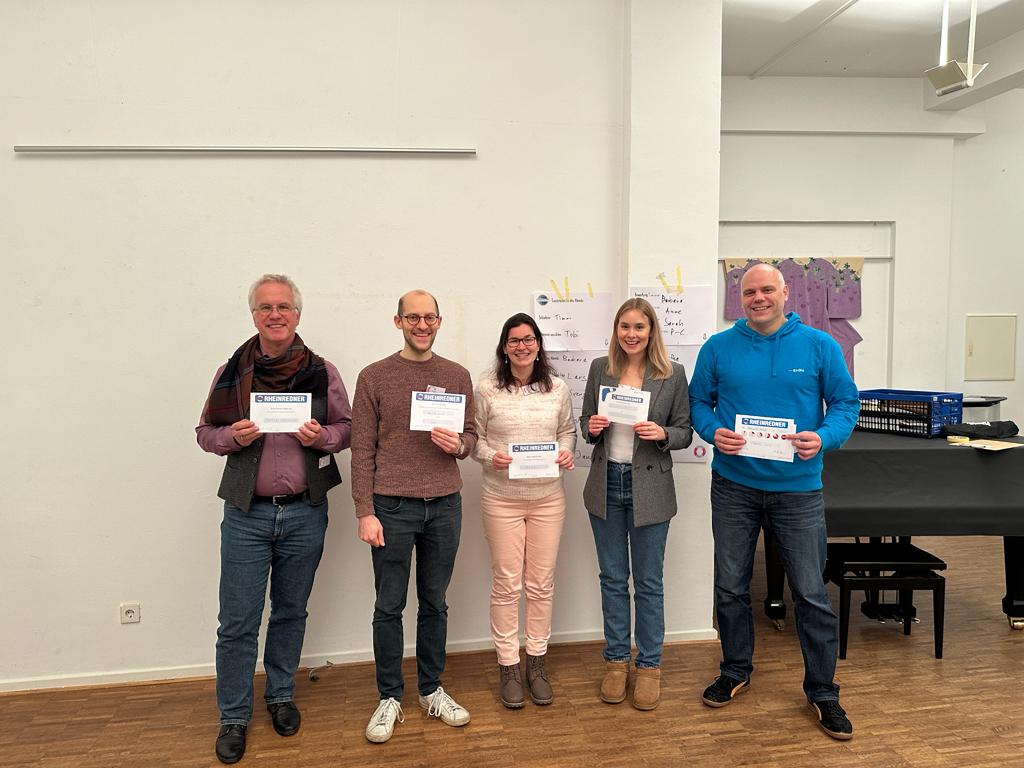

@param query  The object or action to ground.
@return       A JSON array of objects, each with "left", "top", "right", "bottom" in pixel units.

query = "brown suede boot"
[
  {"left": 600, "top": 660, "right": 629, "bottom": 704},
  {"left": 499, "top": 663, "right": 524, "bottom": 709},
  {"left": 525, "top": 654, "right": 554, "bottom": 705},
  {"left": 632, "top": 666, "right": 661, "bottom": 710}
]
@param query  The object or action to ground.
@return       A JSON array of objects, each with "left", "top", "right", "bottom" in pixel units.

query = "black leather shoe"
[
  {"left": 215, "top": 724, "right": 246, "bottom": 764},
  {"left": 268, "top": 701, "right": 301, "bottom": 737}
]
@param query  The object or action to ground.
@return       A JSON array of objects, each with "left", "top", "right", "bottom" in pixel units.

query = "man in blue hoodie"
[{"left": 689, "top": 263, "right": 860, "bottom": 740}]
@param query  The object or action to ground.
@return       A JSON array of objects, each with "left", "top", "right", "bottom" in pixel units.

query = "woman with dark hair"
[
  {"left": 473, "top": 312, "right": 577, "bottom": 709},
  {"left": 581, "top": 297, "right": 692, "bottom": 711}
]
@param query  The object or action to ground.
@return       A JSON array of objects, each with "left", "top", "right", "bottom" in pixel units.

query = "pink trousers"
[{"left": 481, "top": 489, "right": 566, "bottom": 666}]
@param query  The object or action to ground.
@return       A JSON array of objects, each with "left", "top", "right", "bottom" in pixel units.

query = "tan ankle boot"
[
  {"left": 600, "top": 660, "right": 629, "bottom": 704},
  {"left": 632, "top": 666, "right": 661, "bottom": 710}
]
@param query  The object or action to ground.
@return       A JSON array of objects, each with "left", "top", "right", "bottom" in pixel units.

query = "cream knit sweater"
[{"left": 472, "top": 373, "right": 577, "bottom": 500}]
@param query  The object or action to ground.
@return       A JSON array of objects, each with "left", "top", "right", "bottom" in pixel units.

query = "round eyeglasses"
[{"left": 400, "top": 313, "right": 440, "bottom": 326}]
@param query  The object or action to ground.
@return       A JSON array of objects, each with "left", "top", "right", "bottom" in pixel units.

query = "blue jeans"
[
  {"left": 589, "top": 463, "right": 670, "bottom": 668},
  {"left": 371, "top": 492, "right": 462, "bottom": 699},
  {"left": 216, "top": 497, "right": 328, "bottom": 724},
  {"left": 710, "top": 471, "right": 839, "bottom": 702}
]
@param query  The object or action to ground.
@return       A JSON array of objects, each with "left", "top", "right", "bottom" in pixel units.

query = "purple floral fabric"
[{"left": 724, "top": 257, "right": 863, "bottom": 375}]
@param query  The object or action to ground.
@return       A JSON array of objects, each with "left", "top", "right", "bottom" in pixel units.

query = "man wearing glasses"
[
  {"left": 351, "top": 289, "right": 477, "bottom": 744},
  {"left": 197, "top": 274, "right": 352, "bottom": 764}
]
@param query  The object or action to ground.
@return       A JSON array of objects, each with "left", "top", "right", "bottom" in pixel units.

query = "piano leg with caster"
[
  {"left": 764, "top": 532, "right": 787, "bottom": 631},
  {"left": 1003, "top": 536, "right": 1024, "bottom": 630}
]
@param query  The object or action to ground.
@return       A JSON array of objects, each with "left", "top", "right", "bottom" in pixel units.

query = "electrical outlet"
[{"left": 120, "top": 602, "right": 141, "bottom": 624}]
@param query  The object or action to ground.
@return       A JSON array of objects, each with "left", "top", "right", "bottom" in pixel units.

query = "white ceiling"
[{"left": 723, "top": 0, "right": 1024, "bottom": 77}]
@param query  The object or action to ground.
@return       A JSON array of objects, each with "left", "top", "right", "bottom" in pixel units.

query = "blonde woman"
[
  {"left": 581, "top": 297, "right": 692, "bottom": 710},
  {"left": 474, "top": 313, "right": 576, "bottom": 708}
]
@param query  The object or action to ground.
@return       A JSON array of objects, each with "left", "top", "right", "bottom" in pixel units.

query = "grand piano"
[{"left": 763, "top": 430, "right": 1024, "bottom": 630}]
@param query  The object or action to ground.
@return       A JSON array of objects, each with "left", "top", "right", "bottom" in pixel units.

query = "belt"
[{"left": 253, "top": 491, "right": 308, "bottom": 506}]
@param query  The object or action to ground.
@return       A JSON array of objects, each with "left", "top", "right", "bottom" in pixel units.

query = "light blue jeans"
[
  {"left": 589, "top": 462, "right": 670, "bottom": 668},
  {"left": 216, "top": 497, "right": 328, "bottom": 724},
  {"left": 711, "top": 471, "right": 839, "bottom": 702}
]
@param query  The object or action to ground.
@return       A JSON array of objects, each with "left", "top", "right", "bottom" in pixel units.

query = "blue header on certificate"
[
  {"left": 414, "top": 392, "right": 466, "bottom": 404},
  {"left": 738, "top": 416, "right": 789, "bottom": 430},
  {"left": 511, "top": 443, "right": 557, "bottom": 453},
  {"left": 253, "top": 394, "right": 311, "bottom": 404}
]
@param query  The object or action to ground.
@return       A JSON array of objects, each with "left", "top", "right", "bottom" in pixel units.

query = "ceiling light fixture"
[{"left": 925, "top": 0, "right": 989, "bottom": 96}]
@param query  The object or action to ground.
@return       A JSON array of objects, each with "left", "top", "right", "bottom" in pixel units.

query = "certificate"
[
  {"left": 735, "top": 414, "right": 796, "bottom": 463},
  {"left": 409, "top": 391, "right": 467, "bottom": 432},
  {"left": 508, "top": 442, "right": 560, "bottom": 479},
  {"left": 598, "top": 386, "right": 651, "bottom": 425},
  {"left": 250, "top": 392, "right": 311, "bottom": 433}
]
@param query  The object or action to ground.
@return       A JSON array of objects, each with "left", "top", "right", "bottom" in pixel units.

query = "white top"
[
  {"left": 473, "top": 374, "right": 577, "bottom": 500},
  {"left": 607, "top": 422, "right": 635, "bottom": 463}
]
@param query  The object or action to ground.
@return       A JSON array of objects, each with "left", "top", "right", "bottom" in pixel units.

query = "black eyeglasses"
[
  {"left": 506, "top": 336, "right": 538, "bottom": 348},
  {"left": 400, "top": 313, "right": 440, "bottom": 327}
]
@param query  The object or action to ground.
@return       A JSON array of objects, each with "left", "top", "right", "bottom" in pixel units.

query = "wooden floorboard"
[{"left": 3, "top": 535, "right": 1022, "bottom": 767}]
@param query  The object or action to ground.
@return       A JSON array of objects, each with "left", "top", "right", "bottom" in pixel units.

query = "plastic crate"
[{"left": 855, "top": 389, "right": 963, "bottom": 438}]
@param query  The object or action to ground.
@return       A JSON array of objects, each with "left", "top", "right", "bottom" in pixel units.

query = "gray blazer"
[{"left": 580, "top": 357, "right": 692, "bottom": 527}]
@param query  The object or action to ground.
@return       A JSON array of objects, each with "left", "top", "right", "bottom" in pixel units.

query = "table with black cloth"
[{"left": 763, "top": 430, "right": 1024, "bottom": 630}]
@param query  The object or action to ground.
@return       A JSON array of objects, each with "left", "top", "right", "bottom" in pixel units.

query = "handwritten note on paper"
[
  {"left": 546, "top": 350, "right": 603, "bottom": 467},
  {"left": 532, "top": 291, "right": 613, "bottom": 351},
  {"left": 666, "top": 345, "right": 712, "bottom": 464},
  {"left": 630, "top": 285, "right": 714, "bottom": 345}
]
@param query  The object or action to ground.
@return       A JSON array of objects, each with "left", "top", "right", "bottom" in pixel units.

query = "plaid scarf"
[{"left": 207, "top": 334, "right": 327, "bottom": 426}]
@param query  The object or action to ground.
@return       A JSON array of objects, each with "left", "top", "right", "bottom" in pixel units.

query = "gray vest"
[{"left": 217, "top": 389, "right": 341, "bottom": 512}]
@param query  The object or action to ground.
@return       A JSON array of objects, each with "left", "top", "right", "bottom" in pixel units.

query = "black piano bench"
[{"left": 825, "top": 541, "right": 947, "bottom": 660}]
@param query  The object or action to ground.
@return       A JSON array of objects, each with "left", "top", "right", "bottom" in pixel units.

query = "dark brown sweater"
[{"left": 350, "top": 352, "right": 477, "bottom": 517}]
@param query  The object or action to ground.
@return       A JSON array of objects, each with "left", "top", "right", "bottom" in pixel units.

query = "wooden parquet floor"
[{"left": 2, "top": 536, "right": 1022, "bottom": 767}]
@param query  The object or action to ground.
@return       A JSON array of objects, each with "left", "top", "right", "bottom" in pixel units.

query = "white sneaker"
[
  {"left": 418, "top": 686, "right": 471, "bottom": 727},
  {"left": 365, "top": 697, "right": 404, "bottom": 743}
]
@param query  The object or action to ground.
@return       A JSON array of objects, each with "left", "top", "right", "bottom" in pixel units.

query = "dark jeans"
[
  {"left": 588, "top": 462, "right": 670, "bottom": 668},
  {"left": 371, "top": 492, "right": 462, "bottom": 699},
  {"left": 216, "top": 497, "right": 328, "bottom": 724},
  {"left": 711, "top": 471, "right": 839, "bottom": 702}
]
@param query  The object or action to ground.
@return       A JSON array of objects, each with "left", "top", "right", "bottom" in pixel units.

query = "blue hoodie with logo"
[{"left": 689, "top": 312, "right": 860, "bottom": 492}]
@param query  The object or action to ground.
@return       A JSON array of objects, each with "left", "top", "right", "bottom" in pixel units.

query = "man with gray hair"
[{"left": 197, "top": 274, "right": 352, "bottom": 764}]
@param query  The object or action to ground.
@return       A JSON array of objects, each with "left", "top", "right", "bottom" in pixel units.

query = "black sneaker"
[
  {"left": 809, "top": 699, "right": 854, "bottom": 740},
  {"left": 701, "top": 674, "right": 749, "bottom": 707}
]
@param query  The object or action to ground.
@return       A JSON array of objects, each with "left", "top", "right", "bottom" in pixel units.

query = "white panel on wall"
[{"left": 964, "top": 314, "right": 1017, "bottom": 380}]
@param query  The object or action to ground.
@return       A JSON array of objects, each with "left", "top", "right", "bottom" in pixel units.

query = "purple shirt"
[{"left": 196, "top": 359, "right": 352, "bottom": 497}]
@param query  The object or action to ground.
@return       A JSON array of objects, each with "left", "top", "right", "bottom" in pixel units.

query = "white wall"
[
  {"left": 1, "top": 0, "right": 722, "bottom": 691},
  {"left": 947, "top": 89, "right": 1024, "bottom": 423},
  {"left": 721, "top": 76, "right": 1022, "bottom": 423},
  {"left": 721, "top": 76, "right": 963, "bottom": 392},
  {"left": 624, "top": 0, "right": 721, "bottom": 638}
]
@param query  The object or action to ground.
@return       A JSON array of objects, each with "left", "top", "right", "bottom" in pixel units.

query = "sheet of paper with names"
[
  {"left": 531, "top": 291, "right": 613, "bottom": 351},
  {"left": 630, "top": 285, "right": 714, "bottom": 345}
]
